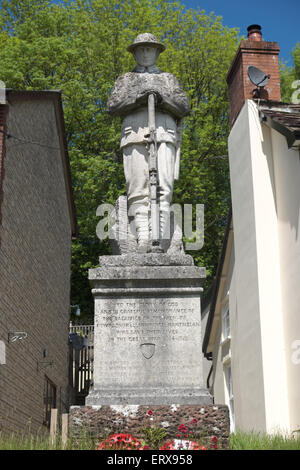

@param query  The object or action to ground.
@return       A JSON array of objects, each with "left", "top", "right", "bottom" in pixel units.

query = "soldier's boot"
[{"left": 133, "top": 204, "right": 150, "bottom": 253}]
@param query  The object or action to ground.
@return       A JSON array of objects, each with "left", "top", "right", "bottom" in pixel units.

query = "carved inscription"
[
  {"left": 95, "top": 298, "right": 200, "bottom": 343},
  {"left": 93, "top": 296, "right": 203, "bottom": 387}
]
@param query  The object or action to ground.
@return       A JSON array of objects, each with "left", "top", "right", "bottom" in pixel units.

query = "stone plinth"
[
  {"left": 86, "top": 256, "right": 212, "bottom": 405},
  {"left": 69, "top": 404, "right": 230, "bottom": 449}
]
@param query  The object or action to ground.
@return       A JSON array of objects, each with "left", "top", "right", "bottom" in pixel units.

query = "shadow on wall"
[{"left": 261, "top": 120, "right": 300, "bottom": 242}]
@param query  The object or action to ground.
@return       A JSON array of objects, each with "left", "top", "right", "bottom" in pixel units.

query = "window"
[
  {"left": 43, "top": 376, "right": 56, "bottom": 428},
  {"left": 222, "top": 302, "right": 230, "bottom": 341},
  {"left": 224, "top": 364, "right": 235, "bottom": 432}
]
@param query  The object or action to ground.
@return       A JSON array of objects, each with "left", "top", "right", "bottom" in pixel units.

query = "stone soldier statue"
[{"left": 107, "top": 33, "right": 190, "bottom": 252}]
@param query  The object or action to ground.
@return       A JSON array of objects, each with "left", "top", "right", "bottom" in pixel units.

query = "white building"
[{"left": 202, "top": 25, "right": 300, "bottom": 434}]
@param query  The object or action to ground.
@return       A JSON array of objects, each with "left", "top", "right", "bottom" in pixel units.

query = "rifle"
[
  {"left": 174, "top": 118, "right": 182, "bottom": 180},
  {"left": 147, "top": 93, "right": 163, "bottom": 252}
]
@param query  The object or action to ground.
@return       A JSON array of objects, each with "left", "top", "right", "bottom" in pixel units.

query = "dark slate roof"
[{"left": 257, "top": 100, "right": 300, "bottom": 148}]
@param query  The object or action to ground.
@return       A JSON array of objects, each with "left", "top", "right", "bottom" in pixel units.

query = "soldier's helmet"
[{"left": 127, "top": 33, "right": 165, "bottom": 53}]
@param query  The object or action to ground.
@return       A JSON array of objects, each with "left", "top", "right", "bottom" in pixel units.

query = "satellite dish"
[{"left": 247, "top": 66, "right": 270, "bottom": 88}]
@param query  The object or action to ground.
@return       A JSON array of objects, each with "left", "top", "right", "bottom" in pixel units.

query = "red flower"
[
  {"left": 143, "top": 445, "right": 150, "bottom": 450},
  {"left": 191, "top": 418, "right": 198, "bottom": 424},
  {"left": 188, "top": 441, "right": 200, "bottom": 450},
  {"left": 211, "top": 435, "right": 218, "bottom": 443},
  {"left": 176, "top": 434, "right": 181, "bottom": 437},
  {"left": 177, "top": 424, "right": 188, "bottom": 433},
  {"left": 147, "top": 409, "right": 153, "bottom": 416},
  {"left": 160, "top": 441, "right": 176, "bottom": 450},
  {"left": 97, "top": 433, "right": 143, "bottom": 450},
  {"left": 201, "top": 446, "right": 208, "bottom": 450}
]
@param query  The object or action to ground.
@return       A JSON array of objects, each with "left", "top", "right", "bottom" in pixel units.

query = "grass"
[
  {"left": 230, "top": 430, "right": 300, "bottom": 450},
  {"left": 1, "top": 429, "right": 300, "bottom": 450},
  {"left": 0, "top": 429, "right": 96, "bottom": 450}
]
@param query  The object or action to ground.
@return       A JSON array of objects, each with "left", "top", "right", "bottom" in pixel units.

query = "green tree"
[
  {"left": 280, "top": 43, "right": 300, "bottom": 102},
  {"left": 0, "top": 0, "right": 239, "bottom": 323}
]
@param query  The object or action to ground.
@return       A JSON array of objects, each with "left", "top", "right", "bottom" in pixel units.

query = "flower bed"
[{"left": 97, "top": 411, "right": 221, "bottom": 450}]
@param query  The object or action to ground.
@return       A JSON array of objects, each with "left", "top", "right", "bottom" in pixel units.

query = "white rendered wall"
[
  {"left": 270, "top": 129, "right": 300, "bottom": 432},
  {"left": 212, "top": 324, "right": 226, "bottom": 405},
  {"left": 212, "top": 236, "right": 236, "bottom": 421},
  {"left": 201, "top": 306, "right": 214, "bottom": 391},
  {"left": 227, "top": 100, "right": 290, "bottom": 433}
]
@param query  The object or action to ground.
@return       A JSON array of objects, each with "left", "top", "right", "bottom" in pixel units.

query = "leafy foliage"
[
  {"left": 280, "top": 43, "right": 300, "bottom": 102},
  {"left": 142, "top": 426, "right": 167, "bottom": 449},
  {"left": 0, "top": 0, "right": 241, "bottom": 322}
]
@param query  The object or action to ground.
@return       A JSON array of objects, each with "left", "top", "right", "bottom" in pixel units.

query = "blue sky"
[
  {"left": 183, "top": 0, "right": 299, "bottom": 64},
  {"left": 49, "top": 0, "right": 299, "bottom": 65}
]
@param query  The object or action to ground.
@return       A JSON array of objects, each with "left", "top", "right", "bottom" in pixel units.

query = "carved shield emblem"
[{"left": 140, "top": 343, "right": 155, "bottom": 359}]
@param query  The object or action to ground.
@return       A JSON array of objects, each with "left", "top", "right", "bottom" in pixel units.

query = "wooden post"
[
  {"left": 61, "top": 413, "right": 69, "bottom": 449},
  {"left": 69, "top": 344, "right": 74, "bottom": 388},
  {"left": 74, "top": 348, "right": 79, "bottom": 393},
  {"left": 87, "top": 345, "right": 90, "bottom": 391},
  {"left": 50, "top": 408, "right": 58, "bottom": 446}
]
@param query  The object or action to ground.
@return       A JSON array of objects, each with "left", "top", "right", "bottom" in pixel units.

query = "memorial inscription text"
[{"left": 95, "top": 297, "right": 201, "bottom": 344}]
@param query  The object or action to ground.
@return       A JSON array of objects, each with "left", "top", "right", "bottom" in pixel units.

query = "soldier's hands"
[
  {"left": 147, "top": 90, "right": 162, "bottom": 104},
  {"left": 137, "top": 90, "right": 162, "bottom": 105}
]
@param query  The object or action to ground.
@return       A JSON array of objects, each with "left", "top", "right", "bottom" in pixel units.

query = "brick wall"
[
  {"left": 0, "top": 96, "right": 72, "bottom": 434},
  {"left": 227, "top": 40, "right": 281, "bottom": 127}
]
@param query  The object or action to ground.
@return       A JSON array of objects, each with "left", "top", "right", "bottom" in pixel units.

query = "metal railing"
[
  {"left": 69, "top": 323, "right": 94, "bottom": 338},
  {"left": 68, "top": 323, "right": 94, "bottom": 405}
]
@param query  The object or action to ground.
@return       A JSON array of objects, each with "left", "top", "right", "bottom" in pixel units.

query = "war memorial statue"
[
  {"left": 107, "top": 33, "right": 190, "bottom": 253},
  {"left": 70, "top": 34, "right": 229, "bottom": 444}
]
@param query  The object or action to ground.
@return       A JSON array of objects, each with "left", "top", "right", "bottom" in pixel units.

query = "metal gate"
[{"left": 69, "top": 324, "right": 94, "bottom": 405}]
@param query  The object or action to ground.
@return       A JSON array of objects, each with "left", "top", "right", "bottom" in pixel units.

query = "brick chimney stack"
[{"left": 226, "top": 25, "right": 281, "bottom": 127}]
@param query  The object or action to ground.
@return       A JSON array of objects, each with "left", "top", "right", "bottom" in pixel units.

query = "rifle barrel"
[
  {"left": 148, "top": 94, "right": 156, "bottom": 130},
  {"left": 147, "top": 93, "right": 161, "bottom": 249}
]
